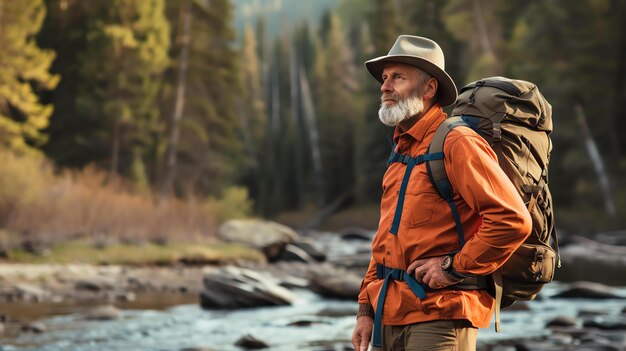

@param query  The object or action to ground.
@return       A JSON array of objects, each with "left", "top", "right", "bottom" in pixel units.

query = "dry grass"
[
  {"left": 0, "top": 150, "right": 251, "bottom": 248},
  {"left": 6, "top": 240, "right": 266, "bottom": 266}
]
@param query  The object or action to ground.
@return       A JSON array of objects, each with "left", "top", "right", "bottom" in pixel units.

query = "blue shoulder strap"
[{"left": 426, "top": 116, "right": 470, "bottom": 248}]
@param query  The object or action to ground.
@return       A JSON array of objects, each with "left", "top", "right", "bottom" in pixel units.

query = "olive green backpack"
[{"left": 427, "top": 77, "right": 560, "bottom": 331}]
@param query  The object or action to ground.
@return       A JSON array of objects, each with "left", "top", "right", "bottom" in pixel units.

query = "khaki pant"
[{"left": 372, "top": 320, "right": 477, "bottom": 351}]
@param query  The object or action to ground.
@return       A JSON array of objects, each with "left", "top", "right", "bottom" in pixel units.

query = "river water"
[{"left": 2, "top": 282, "right": 625, "bottom": 351}]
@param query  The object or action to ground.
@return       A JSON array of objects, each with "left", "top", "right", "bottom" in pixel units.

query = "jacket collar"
[{"left": 393, "top": 103, "right": 444, "bottom": 143}]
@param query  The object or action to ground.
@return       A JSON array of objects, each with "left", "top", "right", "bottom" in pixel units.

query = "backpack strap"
[
  {"left": 463, "top": 78, "right": 522, "bottom": 99},
  {"left": 493, "top": 270, "right": 504, "bottom": 332},
  {"left": 428, "top": 117, "right": 506, "bottom": 332},
  {"left": 386, "top": 144, "right": 444, "bottom": 235},
  {"left": 426, "top": 116, "right": 469, "bottom": 247},
  {"left": 523, "top": 167, "right": 561, "bottom": 269}
]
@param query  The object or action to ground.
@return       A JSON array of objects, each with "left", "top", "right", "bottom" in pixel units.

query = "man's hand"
[
  {"left": 407, "top": 256, "right": 459, "bottom": 289},
  {"left": 352, "top": 316, "right": 373, "bottom": 351}
]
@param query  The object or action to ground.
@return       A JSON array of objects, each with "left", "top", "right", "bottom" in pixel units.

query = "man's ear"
[{"left": 422, "top": 78, "right": 438, "bottom": 101}]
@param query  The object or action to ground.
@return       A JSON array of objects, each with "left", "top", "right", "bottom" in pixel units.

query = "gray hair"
[{"left": 415, "top": 67, "right": 434, "bottom": 95}]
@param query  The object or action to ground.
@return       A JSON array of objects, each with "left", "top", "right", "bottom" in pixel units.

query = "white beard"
[{"left": 378, "top": 94, "right": 424, "bottom": 127}]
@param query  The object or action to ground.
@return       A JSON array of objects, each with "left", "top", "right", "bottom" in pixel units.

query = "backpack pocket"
[
  {"left": 503, "top": 243, "right": 556, "bottom": 284},
  {"left": 500, "top": 243, "right": 556, "bottom": 306}
]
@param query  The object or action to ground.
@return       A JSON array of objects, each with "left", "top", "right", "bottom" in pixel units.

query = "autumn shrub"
[
  {"left": 0, "top": 150, "right": 251, "bottom": 247},
  {"left": 0, "top": 150, "right": 53, "bottom": 223}
]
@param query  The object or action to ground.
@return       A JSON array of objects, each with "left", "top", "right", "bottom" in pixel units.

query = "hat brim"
[{"left": 365, "top": 55, "right": 458, "bottom": 107}]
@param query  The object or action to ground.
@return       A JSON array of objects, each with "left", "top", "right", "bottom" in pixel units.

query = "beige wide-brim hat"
[{"left": 365, "top": 35, "right": 458, "bottom": 106}]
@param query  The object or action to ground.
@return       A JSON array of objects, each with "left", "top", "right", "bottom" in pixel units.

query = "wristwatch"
[{"left": 440, "top": 255, "right": 468, "bottom": 282}]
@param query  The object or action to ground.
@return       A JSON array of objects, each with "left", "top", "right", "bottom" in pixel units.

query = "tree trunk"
[
  {"left": 299, "top": 67, "right": 324, "bottom": 207},
  {"left": 471, "top": 0, "right": 495, "bottom": 58},
  {"left": 289, "top": 41, "right": 303, "bottom": 209},
  {"left": 575, "top": 103, "right": 616, "bottom": 219},
  {"left": 270, "top": 61, "right": 282, "bottom": 208},
  {"left": 111, "top": 118, "right": 121, "bottom": 176},
  {"left": 161, "top": 0, "right": 191, "bottom": 202},
  {"left": 612, "top": 0, "right": 626, "bottom": 161}
]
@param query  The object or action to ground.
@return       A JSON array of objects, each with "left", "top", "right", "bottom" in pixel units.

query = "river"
[{"left": 2, "top": 282, "right": 625, "bottom": 351}]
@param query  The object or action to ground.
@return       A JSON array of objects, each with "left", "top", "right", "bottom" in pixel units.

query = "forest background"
[{"left": 1, "top": 0, "right": 625, "bottom": 250}]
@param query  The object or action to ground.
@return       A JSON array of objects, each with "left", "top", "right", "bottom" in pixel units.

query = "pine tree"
[
  {"left": 442, "top": 0, "right": 505, "bottom": 81},
  {"left": 76, "top": 0, "right": 169, "bottom": 181},
  {"left": 39, "top": 0, "right": 95, "bottom": 166},
  {"left": 239, "top": 24, "right": 267, "bottom": 208},
  {"left": 508, "top": 0, "right": 625, "bottom": 227},
  {"left": 353, "top": 0, "right": 402, "bottom": 203},
  {"left": 161, "top": 0, "right": 244, "bottom": 198},
  {"left": 313, "top": 13, "right": 359, "bottom": 205},
  {"left": 160, "top": 0, "right": 192, "bottom": 201},
  {"left": 399, "top": 0, "right": 464, "bottom": 88},
  {"left": 0, "top": 0, "right": 59, "bottom": 153}
]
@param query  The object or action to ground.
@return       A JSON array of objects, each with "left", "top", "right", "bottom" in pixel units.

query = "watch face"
[{"left": 441, "top": 255, "right": 452, "bottom": 270}]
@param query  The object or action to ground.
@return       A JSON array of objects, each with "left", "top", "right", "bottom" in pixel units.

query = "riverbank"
[
  {"left": 0, "top": 263, "right": 209, "bottom": 303},
  {"left": 2, "top": 222, "right": 626, "bottom": 350},
  {"left": 0, "top": 263, "right": 211, "bottom": 342},
  {"left": 3, "top": 277, "right": 626, "bottom": 351}
]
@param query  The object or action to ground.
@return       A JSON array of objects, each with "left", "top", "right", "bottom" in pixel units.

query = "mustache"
[{"left": 381, "top": 93, "right": 402, "bottom": 103}]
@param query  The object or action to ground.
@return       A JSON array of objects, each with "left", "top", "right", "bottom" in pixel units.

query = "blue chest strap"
[{"left": 386, "top": 145, "right": 443, "bottom": 235}]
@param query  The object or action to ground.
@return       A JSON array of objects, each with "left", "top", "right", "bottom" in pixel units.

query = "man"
[{"left": 351, "top": 35, "right": 532, "bottom": 351}]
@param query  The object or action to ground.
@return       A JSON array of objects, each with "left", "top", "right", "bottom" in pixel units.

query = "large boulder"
[
  {"left": 200, "top": 266, "right": 294, "bottom": 309},
  {"left": 308, "top": 264, "right": 361, "bottom": 300},
  {"left": 290, "top": 239, "right": 326, "bottom": 262},
  {"left": 551, "top": 281, "right": 625, "bottom": 299},
  {"left": 218, "top": 219, "right": 299, "bottom": 261},
  {"left": 275, "top": 244, "right": 315, "bottom": 263},
  {"left": 339, "top": 227, "right": 375, "bottom": 241},
  {"left": 556, "top": 236, "right": 626, "bottom": 285}
]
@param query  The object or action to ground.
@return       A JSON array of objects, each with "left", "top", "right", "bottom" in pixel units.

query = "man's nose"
[{"left": 381, "top": 79, "right": 393, "bottom": 93}]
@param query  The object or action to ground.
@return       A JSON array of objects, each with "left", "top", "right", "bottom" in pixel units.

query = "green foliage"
[
  {"left": 505, "top": 0, "right": 625, "bottom": 228},
  {"left": 238, "top": 24, "right": 267, "bottom": 209},
  {"left": 1, "top": 0, "right": 624, "bottom": 235},
  {"left": 313, "top": 13, "right": 359, "bottom": 204},
  {"left": 351, "top": 0, "right": 403, "bottom": 203},
  {"left": 161, "top": 0, "right": 245, "bottom": 198},
  {"left": 207, "top": 186, "right": 253, "bottom": 224},
  {"left": 0, "top": 0, "right": 59, "bottom": 153},
  {"left": 0, "top": 150, "right": 52, "bottom": 222},
  {"left": 76, "top": 0, "right": 170, "bottom": 175},
  {"left": 130, "top": 148, "right": 150, "bottom": 194}
]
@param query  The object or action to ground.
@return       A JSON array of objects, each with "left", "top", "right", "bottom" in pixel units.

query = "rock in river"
[
  {"left": 234, "top": 334, "right": 269, "bottom": 349},
  {"left": 551, "top": 281, "right": 625, "bottom": 299},
  {"left": 200, "top": 266, "right": 294, "bottom": 309},
  {"left": 308, "top": 264, "right": 361, "bottom": 299},
  {"left": 218, "top": 219, "right": 299, "bottom": 261},
  {"left": 83, "top": 305, "right": 122, "bottom": 320}
]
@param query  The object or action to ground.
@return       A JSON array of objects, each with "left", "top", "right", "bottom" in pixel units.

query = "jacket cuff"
[{"left": 357, "top": 303, "right": 374, "bottom": 319}]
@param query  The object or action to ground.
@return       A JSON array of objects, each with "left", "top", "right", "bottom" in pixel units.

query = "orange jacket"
[{"left": 358, "top": 104, "right": 532, "bottom": 328}]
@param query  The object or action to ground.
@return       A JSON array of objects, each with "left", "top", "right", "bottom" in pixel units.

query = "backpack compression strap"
[
  {"left": 426, "top": 116, "right": 469, "bottom": 248},
  {"left": 427, "top": 116, "right": 507, "bottom": 333}
]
